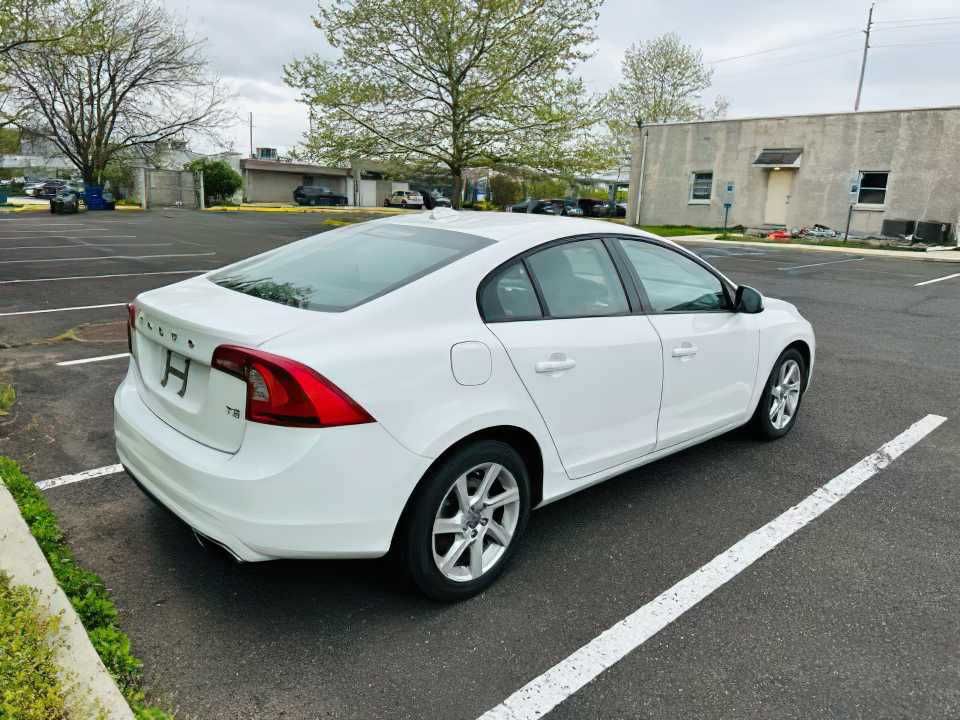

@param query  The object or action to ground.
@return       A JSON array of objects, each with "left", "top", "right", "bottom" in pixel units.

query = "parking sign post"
[
  {"left": 845, "top": 173, "right": 860, "bottom": 241},
  {"left": 722, "top": 181, "right": 735, "bottom": 235}
]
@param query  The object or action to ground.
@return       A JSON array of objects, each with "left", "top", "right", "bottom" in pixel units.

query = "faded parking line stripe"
[
  {"left": 778, "top": 257, "right": 863, "bottom": 271},
  {"left": 914, "top": 272, "right": 960, "bottom": 287},
  {"left": 37, "top": 464, "right": 124, "bottom": 491},
  {"left": 57, "top": 353, "right": 130, "bottom": 366},
  {"left": 1, "top": 241, "right": 157, "bottom": 250},
  {"left": 478, "top": 414, "right": 947, "bottom": 720},
  {"left": 0, "top": 302, "right": 126, "bottom": 317},
  {"left": 0, "top": 269, "right": 207, "bottom": 284},
  {"left": 0, "top": 251, "right": 214, "bottom": 264}
]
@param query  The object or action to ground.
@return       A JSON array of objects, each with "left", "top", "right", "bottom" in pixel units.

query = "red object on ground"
[{"left": 767, "top": 230, "right": 792, "bottom": 241}]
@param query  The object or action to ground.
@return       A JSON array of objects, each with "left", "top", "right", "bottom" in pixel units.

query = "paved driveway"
[{"left": 1, "top": 212, "right": 957, "bottom": 719}]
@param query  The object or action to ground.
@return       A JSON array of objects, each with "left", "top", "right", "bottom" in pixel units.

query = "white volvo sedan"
[{"left": 115, "top": 210, "right": 814, "bottom": 600}]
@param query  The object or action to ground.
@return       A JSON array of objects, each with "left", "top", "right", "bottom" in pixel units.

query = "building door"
[
  {"left": 763, "top": 169, "right": 794, "bottom": 225},
  {"left": 358, "top": 179, "right": 377, "bottom": 207}
]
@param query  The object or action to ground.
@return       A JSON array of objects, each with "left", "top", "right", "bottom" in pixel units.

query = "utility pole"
[
  {"left": 249, "top": 112, "right": 254, "bottom": 158},
  {"left": 854, "top": 2, "right": 875, "bottom": 111}
]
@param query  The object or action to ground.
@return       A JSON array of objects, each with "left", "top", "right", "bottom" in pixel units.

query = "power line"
[
  {"left": 873, "top": 40, "right": 960, "bottom": 48},
  {"left": 872, "top": 19, "right": 960, "bottom": 30},
  {"left": 706, "top": 29, "right": 860, "bottom": 65},
  {"left": 712, "top": 48, "right": 862, "bottom": 77},
  {"left": 873, "top": 15, "right": 960, "bottom": 24}
]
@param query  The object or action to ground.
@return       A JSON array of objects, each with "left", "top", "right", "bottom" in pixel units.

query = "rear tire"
[
  {"left": 402, "top": 440, "right": 530, "bottom": 601},
  {"left": 751, "top": 348, "right": 806, "bottom": 440}
]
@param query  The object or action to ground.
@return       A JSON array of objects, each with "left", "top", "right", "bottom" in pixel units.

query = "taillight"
[
  {"left": 210, "top": 345, "right": 374, "bottom": 428},
  {"left": 126, "top": 303, "right": 137, "bottom": 355}
]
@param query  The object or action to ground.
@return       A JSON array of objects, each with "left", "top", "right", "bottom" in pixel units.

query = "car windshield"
[{"left": 211, "top": 223, "right": 493, "bottom": 312}]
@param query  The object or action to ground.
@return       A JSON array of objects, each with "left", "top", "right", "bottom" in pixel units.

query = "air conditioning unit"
[
  {"left": 915, "top": 221, "right": 952, "bottom": 245},
  {"left": 880, "top": 218, "right": 916, "bottom": 238}
]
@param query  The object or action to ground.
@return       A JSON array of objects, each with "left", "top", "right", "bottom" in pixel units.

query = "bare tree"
[{"left": 8, "top": 0, "right": 229, "bottom": 182}]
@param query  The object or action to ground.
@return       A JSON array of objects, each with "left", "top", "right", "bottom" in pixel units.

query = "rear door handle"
[
  {"left": 671, "top": 344, "right": 699, "bottom": 358},
  {"left": 535, "top": 355, "right": 576, "bottom": 373}
]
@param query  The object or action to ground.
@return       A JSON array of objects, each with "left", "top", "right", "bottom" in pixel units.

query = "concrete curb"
[
  {"left": 0, "top": 484, "right": 134, "bottom": 720},
  {"left": 205, "top": 204, "right": 407, "bottom": 214},
  {"left": 677, "top": 235, "right": 960, "bottom": 262}
]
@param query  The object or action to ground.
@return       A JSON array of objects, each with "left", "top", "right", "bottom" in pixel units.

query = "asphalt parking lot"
[{"left": 1, "top": 210, "right": 959, "bottom": 719}]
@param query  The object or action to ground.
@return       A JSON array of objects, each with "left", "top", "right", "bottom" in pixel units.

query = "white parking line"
[
  {"left": 57, "top": 352, "right": 130, "bottom": 366},
  {"left": 0, "top": 302, "right": 126, "bottom": 317},
  {"left": 0, "top": 269, "right": 207, "bottom": 284},
  {"left": 0, "top": 251, "right": 214, "bottom": 264},
  {"left": 914, "top": 272, "right": 960, "bottom": 287},
  {"left": 37, "top": 464, "right": 124, "bottom": 491},
  {"left": 1, "top": 242, "right": 160, "bottom": 250},
  {"left": 778, "top": 257, "right": 863, "bottom": 271},
  {"left": 478, "top": 414, "right": 947, "bottom": 720}
]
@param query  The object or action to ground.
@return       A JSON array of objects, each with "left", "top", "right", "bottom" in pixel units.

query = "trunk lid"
[{"left": 130, "top": 277, "right": 315, "bottom": 453}]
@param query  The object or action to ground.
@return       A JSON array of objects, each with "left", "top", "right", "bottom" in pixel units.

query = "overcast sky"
[{"left": 166, "top": 0, "right": 960, "bottom": 155}]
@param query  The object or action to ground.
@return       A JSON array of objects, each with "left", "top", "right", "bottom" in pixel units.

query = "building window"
[
  {"left": 689, "top": 172, "right": 713, "bottom": 203},
  {"left": 858, "top": 171, "right": 888, "bottom": 205}
]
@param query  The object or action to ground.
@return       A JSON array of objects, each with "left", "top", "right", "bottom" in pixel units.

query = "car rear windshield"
[{"left": 210, "top": 223, "right": 493, "bottom": 312}]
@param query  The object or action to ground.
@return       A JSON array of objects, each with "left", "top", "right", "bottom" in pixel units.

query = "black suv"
[{"left": 293, "top": 185, "right": 348, "bottom": 206}]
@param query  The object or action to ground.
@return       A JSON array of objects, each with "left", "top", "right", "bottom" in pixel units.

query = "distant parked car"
[
  {"left": 508, "top": 198, "right": 559, "bottom": 215},
  {"left": 29, "top": 181, "right": 67, "bottom": 199},
  {"left": 432, "top": 194, "right": 452, "bottom": 208},
  {"left": 50, "top": 189, "right": 87, "bottom": 214},
  {"left": 384, "top": 190, "right": 424, "bottom": 208},
  {"left": 546, "top": 199, "right": 584, "bottom": 217},
  {"left": 293, "top": 185, "right": 349, "bottom": 207},
  {"left": 588, "top": 201, "right": 627, "bottom": 218}
]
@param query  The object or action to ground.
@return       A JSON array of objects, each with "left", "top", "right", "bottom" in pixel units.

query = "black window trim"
[{"left": 477, "top": 232, "right": 736, "bottom": 323}]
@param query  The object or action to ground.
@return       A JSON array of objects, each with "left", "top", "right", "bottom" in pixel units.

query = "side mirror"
[{"left": 734, "top": 285, "right": 764, "bottom": 313}]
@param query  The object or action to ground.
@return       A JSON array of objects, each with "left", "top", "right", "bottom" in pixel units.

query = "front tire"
[
  {"left": 402, "top": 440, "right": 530, "bottom": 601},
  {"left": 752, "top": 348, "right": 806, "bottom": 440}
]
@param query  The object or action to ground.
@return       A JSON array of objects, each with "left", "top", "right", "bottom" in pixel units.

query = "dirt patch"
[{"left": 69, "top": 320, "right": 126, "bottom": 344}]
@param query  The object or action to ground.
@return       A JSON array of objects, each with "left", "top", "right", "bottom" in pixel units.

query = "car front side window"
[{"left": 617, "top": 239, "right": 730, "bottom": 313}]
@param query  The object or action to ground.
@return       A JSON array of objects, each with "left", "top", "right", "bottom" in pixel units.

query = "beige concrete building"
[
  {"left": 241, "top": 159, "right": 351, "bottom": 203},
  {"left": 627, "top": 106, "right": 960, "bottom": 240}
]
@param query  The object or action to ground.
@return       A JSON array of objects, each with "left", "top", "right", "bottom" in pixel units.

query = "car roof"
[{"left": 373, "top": 209, "right": 666, "bottom": 249}]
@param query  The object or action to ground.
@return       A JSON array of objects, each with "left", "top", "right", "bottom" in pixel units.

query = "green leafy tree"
[
  {"left": 489, "top": 173, "right": 522, "bottom": 207},
  {"left": 605, "top": 33, "right": 728, "bottom": 155},
  {"left": 285, "top": 0, "right": 609, "bottom": 207},
  {"left": 186, "top": 158, "right": 242, "bottom": 204},
  {"left": 8, "top": 0, "right": 228, "bottom": 183}
]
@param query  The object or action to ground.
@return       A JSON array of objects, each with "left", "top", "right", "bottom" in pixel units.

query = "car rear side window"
[
  {"left": 526, "top": 239, "right": 629, "bottom": 318},
  {"left": 212, "top": 224, "right": 493, "bottom": 312},
  {"left": 479, "top": 262, "right": 543, "bottom": 322}
]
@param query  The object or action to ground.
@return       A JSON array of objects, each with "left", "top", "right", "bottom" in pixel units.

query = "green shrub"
[
  {"left": 0, "top": 383, "right": 15, "bottom": 416},
  {"left": 185, "top": 158, "right": 242, "bottom": 205},
  {"left": 0, "top": 572, "right": 69, "bottom": 720},
  {"left": 0, "top": 458, "right": 172, "bottom": 719}
]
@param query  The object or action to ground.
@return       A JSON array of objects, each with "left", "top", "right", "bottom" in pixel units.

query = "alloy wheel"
[
  {"left": 769, "top": 358, "right": 802, "bottom": 430},
  {"left": 431, "top": 462, "right": 521, "bottom": 582}
]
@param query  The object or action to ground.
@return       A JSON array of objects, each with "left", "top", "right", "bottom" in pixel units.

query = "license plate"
[{"left": 160, "top": 349, "right": 191, "bottom": 397}]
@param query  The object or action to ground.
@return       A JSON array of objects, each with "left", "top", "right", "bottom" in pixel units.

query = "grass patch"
[
  {"left": 0, "top": 458, "right": 173, "bottom": 719},
  {"left": 0, "top": 571, "right": 70, "bottom": 719},
  {"left": 0, "top": 383, "right": 15, "bottom": 416},
  {"left": 640, "top": 225, "right": 727, "bottom": 237}
]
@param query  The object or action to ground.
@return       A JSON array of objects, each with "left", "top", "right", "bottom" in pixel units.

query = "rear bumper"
[{"left": 114, "top": 365, "right": 431, "bottom": 561}]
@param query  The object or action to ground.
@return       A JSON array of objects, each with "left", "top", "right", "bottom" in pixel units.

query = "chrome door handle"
[
  {"left": 671, "top": 344, "right": 699, "bottom": 358},
  {"left": 535, "top": 356, "right": 576, "bottom": 373}
]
